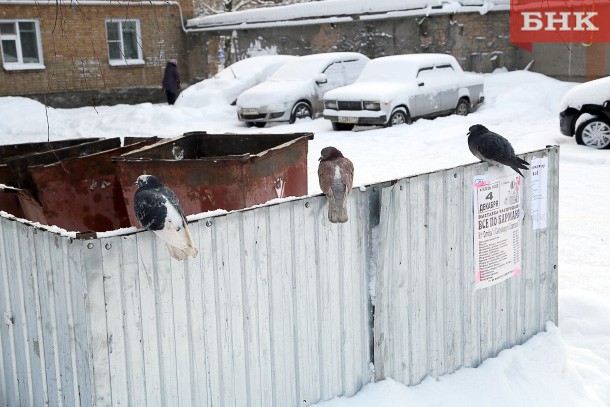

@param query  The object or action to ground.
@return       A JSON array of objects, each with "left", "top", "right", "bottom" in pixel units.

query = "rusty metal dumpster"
[
  {"left": 0, "top": 138, "right": 101, "bottom": 218},
  {"left": 113, "top": 131, "right": 314, "bottom": 227},
  {"left": 3, "top": 137, "right": 158, "bottom": 232}
]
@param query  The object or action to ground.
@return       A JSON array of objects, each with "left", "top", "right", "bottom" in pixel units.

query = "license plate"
[
  {"left": 338, "top": 116, "right": 358, "bottom": 124},
  {"left": 242, "top": 108, "right": 259, "bottom": 115}
]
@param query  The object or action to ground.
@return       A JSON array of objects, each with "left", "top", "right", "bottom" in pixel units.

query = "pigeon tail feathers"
[
  {"left": 153, "top": 218, "right": 198, "bottom": 261},
  {"left": 516, "top": 156, "right": 530, "bottom": 166},
  {"left": 167, "top": 241, "right": 198, "bottom": 260},
  {"left": 328, "top": 197, "right": 348, "bottom": 223},
  {"left": 510, "top": 165, "right": 525, "bottom": 177},
  {"left": 510, "top": 156, "right": 529, "bottom": 177}
]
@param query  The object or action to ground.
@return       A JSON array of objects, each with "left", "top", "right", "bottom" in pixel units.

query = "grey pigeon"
[
  {"left": 318, "top": 147, "right": 354, "bottom": 223},
  {"left": 467, "top": 124, "right": 529, "bottom": 176},
  {"left": 134, "top": 175, "right": 198, "bottom": 260}
]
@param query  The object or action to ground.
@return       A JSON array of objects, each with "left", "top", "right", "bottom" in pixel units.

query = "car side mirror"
[{"left": 315, "top": 74, "right": 328, "bottom": 84}]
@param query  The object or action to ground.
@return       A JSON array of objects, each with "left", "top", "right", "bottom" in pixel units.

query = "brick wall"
[
  {"left": 1, "top": 1, "right": 193, "bottom": 105},
  {"left": 203, "top": 11, "right": 526, "bottom": 78}
]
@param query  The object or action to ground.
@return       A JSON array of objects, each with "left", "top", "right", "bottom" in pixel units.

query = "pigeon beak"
[{"left": 318, "top": 157, "right": 322, "bottom": 161}]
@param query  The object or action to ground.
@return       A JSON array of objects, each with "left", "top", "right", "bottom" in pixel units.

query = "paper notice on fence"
[
  {"left": 530, "top": 156, "right": 548, "bottom": 230},
  {"left": 473, "top": 172, "right": 523, "bottom": 289}
]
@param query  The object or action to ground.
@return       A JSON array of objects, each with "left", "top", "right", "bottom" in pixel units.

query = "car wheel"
[
  {"left": 455, "top": 98, "right": 470, "bottom": 116},
  {"left": 289, "top": 102, "right": 312, "bottom": 124},
  {"left": 253, "top": 122, "right": 266, "bottom": 128},
  {"left": 386, "top": 108, "right": 410, "bottom": 127},
  {"left": 331, "top": 122, "right": 354, "bottom": 131},
  {"left": 575, "top": 117, "right": 610, "bottom": 149}
]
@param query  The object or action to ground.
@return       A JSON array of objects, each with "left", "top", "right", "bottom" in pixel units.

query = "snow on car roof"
[
  {"left": 214, "top": 55, "right": 296, "bottom": 80},
  {"left": 357, "top": 53, "right": 460, "bottom": 81},
  {"left": 559, "top": 76, "right": 610, "bottom": 111},
  {"left": 270, "top": 52, "right": 368, "bottom": 80}
]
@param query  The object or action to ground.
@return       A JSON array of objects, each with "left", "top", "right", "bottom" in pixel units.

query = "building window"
[
  {"left": 0, "top": 20, "right": 44, "bottom": 70},
  {"left": 105, "top": 20, "right": 144, "bottom": 66}
]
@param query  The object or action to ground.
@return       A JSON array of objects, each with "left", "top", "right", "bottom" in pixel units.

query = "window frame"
[
  {"left": 105, "top": 19, "right": 144, "bottom": 67},
  {"left": 0, "top": 19, "right": 45, "bottom": 71}
]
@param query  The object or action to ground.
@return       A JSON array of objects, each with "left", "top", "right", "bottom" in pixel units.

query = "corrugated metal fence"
[
  {"left": 0, "top": 147, "right": 558, "bottom": 406},
  {"left": 374, "top": 147, "right": 559, "bottom": 384}
]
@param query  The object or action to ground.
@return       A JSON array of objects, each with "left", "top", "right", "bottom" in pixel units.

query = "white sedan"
[
  {"left": 323, "top": 54, "right": 485, "bottom": 130},
  {"left": 236, "top": 52, "right": 370, "bottom": 128}
]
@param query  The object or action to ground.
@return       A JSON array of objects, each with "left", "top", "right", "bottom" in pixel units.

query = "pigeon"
[
  {"left": 467, "top": 124, "right": 530, "bottom": 176},
  {"left": 318, "top": 146, "right": 354, "bottom": 223},
  {"left": 133, "top": 175, "right": 198, "bottom": 260}
]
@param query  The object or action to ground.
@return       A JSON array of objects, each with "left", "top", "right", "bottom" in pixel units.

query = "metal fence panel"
[
  {"left": 0, "top": 221, "right": 94, "bottom": 407},
  {"left": 82, "top": 190, "right": 372, "bottom": 406},
  {"left": 373, "top": 147, "right": 559, "bottom": 385},
  {"left": 1, "top": 147, "right": 558, "bottom": 406}
]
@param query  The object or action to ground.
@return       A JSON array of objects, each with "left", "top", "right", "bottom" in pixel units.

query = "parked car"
[
  {"left": 236, "top": 52, "right": 370, "bottom": 127},
  {"left": 323, "top": 54, "right": 485, "bottom": 130},
  {"left": 176, "top": 55, "right": 297, "bottom": 107},
  {"left": 559, "top": 76, "right": 610, "bottom": 149}
]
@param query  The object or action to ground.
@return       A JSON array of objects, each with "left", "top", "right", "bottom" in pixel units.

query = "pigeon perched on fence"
[
  {"left": 318, "top": 146, "right": 354, "bottom": 223},
  {"left": 134, "top": 175, "right": 198, "bottom": 260},
  {"left": 467, "top": 124, "right": 530, "bottom": 176}
]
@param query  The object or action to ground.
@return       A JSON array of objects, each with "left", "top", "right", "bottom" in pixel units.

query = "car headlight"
[
  {"left": 363, "top": 101, "right": 380, "bottom": 111},
  {"left": 325, "top": 100, "right": 338, "bottom": 110}
]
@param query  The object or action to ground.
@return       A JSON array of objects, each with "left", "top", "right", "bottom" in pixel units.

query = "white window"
[
  {"left": 105, "top": 20, "right": 144, "bottom": 66},
  {"left": 0, "top": 20, "right": 44, "bottom": 70}
]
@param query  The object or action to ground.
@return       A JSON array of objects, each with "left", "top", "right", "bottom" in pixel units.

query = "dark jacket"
[{"left": 162, "top": 61, "right": 180, "bottom": 93}]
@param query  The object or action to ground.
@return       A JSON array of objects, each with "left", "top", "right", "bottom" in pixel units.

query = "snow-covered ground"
[{"left": 1, "top": 69, "right": 609, "bottom": 406}]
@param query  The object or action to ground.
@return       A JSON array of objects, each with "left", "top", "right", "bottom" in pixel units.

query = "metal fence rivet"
[
  {"left": 305, "top": 202, "right": 310, "bottom": 208},
  {"left": 373, "top": 187, "right": 377, "bottom": 191},
  {"left": 105, "top": 243, "right": 112, "bottom": 250},
  {"left": 399, "top": 185, "right": 403, "bottom": 191},
  {"left": 206, "top": 220, "right": 212, "bottom": 227},
  {"left": 87, "top": 243, "right": 94, "bottom": 249},
  {"left": 454, "top": 173, "right": 458, "bottom": 178}
]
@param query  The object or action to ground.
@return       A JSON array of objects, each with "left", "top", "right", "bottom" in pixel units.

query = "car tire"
[
  {"left": 386, "top": 107, "right": 410, "bottom": 127},
  {"left": 455, "top": 98, "right": 470, "bottom": 116},
  {"left": 331, "top": 122, "right": 354, "bottom": 131},
  {"left": 289, "top": 101, "right": 312, "bottom": 124},
  {"left": 253, "top": 122, "right": 266, "bottom": 128},
  {"left": 575, "top": 117, "right": 610, "bottom": 149}
]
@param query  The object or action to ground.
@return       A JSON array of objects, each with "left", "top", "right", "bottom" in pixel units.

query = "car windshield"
[
  {"left": 214, "top": 58, "right": 260, "bottom": 80},
  {"left": 357, "top": 60, "right": 417, "bottom": 83},
  {"left": 269, "top": 59, "right": 327, "bottom": 81}
]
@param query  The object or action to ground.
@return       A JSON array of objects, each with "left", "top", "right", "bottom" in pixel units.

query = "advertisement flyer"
[
  {"left": 530, "top": 156, "right": 548, "bottom": 230},
  {"left": 473, "top": 172, "right": 523, "bottom": 289}
]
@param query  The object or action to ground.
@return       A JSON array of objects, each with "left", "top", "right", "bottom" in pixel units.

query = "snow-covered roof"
[{"left": 187, "top": 0, "right": 510, "bottom": 31}]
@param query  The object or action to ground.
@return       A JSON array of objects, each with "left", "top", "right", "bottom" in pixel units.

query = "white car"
[
  {"left": 176, "top": 55, "right": 297, "bottom": 107},
  {"left": 559, "top": 76, "right": 610, "bottom": 149},
  {"left": 323, "top": 54, "right": 485, "bottom": 130},
  {"left": 236, "top": 52, "right": 370, "bottom": 127}
]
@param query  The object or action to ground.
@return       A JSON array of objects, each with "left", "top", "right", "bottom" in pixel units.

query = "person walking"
[{"left": 162, "top": 58, "right": 180, "bottom": 105}]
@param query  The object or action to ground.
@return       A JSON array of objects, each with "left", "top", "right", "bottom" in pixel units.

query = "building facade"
[
  {"left": 3, "top": 1, "right": 607, "bottom": 108},
  {"left": 0, "top": 0, "right": 193, "bottom": 107}
]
